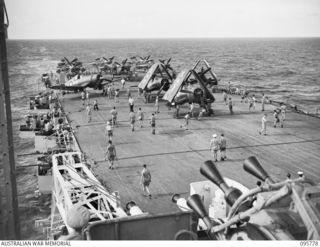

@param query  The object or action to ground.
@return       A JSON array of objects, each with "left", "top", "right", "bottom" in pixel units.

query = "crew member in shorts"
[
  {"left": 81, "top": 91, "right": 86, "bottom": 106},
  {"left": 105, "top": 140, "right": 117, "bottom": 169},
  {"left": 129, "top": 111, "right": 136, "bottom": 132},
  {"left": 210, "top": 134, "right": 219, "bottom": 162},
  {"left": 140, "top": 164, "right": 152, "bottom": 199},
  {"left": 105, "top": 121, "right": 113, "bottom": 141},
  {"left": 110, "top": 107, "right": 118, "bottom": 127},
  {"left": 219, "top": 133, "right": 227, "bottom": 161},
  {"left": 150, "top": 113, "right": 156, "bottom": 134},
  {"left": 137, "top": 107, "right": 144, "bottom": 128}
]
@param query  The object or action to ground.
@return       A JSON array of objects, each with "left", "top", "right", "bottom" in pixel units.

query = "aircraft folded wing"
[
  {"left": 138, "top": 63, "right": 160, "bottom": 90},
  {"left": 203, "top": 60, "right": 218, "bottom": 84},
  {"left": 162, "top": 70, "right": 189, "bottom": 103}
]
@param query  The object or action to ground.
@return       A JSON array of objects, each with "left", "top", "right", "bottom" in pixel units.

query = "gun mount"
[{"left": 173, "top": 156, "right": 320, "bottom": 240}]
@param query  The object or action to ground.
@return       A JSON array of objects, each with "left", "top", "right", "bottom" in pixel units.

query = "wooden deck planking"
[{"left": 62, "top": 87, "right": 320, "bottom": 215}]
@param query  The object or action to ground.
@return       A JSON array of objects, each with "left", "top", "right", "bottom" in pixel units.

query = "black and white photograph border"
[{"left": 0, "top": 0, "right": 320, "bottom": 244}]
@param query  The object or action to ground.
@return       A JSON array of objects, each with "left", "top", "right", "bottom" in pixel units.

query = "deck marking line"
[{"left": 92, "top": 138, "right": 320, "bottom": 162}]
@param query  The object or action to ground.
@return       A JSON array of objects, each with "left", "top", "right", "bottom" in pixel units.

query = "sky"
[{"left": 5, "top": 0, "right": 320, "bottom": 39}]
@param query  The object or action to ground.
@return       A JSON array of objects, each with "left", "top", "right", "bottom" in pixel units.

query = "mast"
[{"left": 0, "top": 0, "right": 20, "bottom": 239}]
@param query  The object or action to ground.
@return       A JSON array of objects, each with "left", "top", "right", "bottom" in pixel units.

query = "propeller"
[
  {"left": 167, "top": 65, "right": 173, "bottom": 71},
  {"left": 159, "top": 58, "right": 173, "bottom": 71},
  {"left": 64, "top": 57, "right": 71, "bottom": 66},
  {"left": 199, "top": 67, "right": 211, "bottom": 76}
]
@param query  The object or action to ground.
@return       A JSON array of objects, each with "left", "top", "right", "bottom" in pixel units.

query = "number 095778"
[{"left": 300, "top": 241, "right": 318, "bottom": 246}]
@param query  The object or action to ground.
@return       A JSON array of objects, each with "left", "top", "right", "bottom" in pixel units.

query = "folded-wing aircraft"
[
  {"left": 138, "top": 59, "right": 175, "bottom": 96},
  {"left": 162, "top": 67, "right": 215, "bottom": 106}
]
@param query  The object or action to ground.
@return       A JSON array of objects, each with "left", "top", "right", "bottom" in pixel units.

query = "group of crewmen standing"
[{"left": 210, "top": 133, "right": 227, "bottom": 162}]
